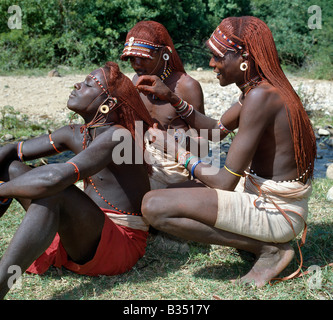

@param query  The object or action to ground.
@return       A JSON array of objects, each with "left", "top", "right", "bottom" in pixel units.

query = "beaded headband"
[
  {"left": 88, "top": 72, "right": 117, "bottom": 105},
  {"left": 121, "top": 37, "right": 163, "bottom": 60},
  {"left": 207, "top": 27, "right": 243, "bottom": 57}
]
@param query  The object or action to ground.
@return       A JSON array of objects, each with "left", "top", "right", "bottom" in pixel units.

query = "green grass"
[
  {"left": 0, "top": 177, "right": 332, "bottom": 300},
  {"left": 0, "top": 105, "right": 332, "bottom": 300}
]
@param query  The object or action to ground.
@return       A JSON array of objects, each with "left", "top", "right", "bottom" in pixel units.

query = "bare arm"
[
  {"left": 184, "top": 88, "right": 274, "bottom": 190},
  {"left": 136, "top": 75, "right": 240, "bottom": 140},
  {"left": 0, "top": 126, "right": 131, "bottom": 200}
]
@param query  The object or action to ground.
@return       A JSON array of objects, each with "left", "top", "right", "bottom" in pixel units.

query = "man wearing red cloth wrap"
[{"left": 0, "top": 62, "right": 154, "bottom": 299}]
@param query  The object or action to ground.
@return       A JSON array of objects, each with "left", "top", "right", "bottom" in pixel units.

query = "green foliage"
[
  {"left": 0, "top": 105, "right": 52, "bottom": 142},
  {"left": 0, "top": 0, "right": 332, "bottom": 78},
  {"left": 251, "top": 0, "right": 333, "bottom": 79}
]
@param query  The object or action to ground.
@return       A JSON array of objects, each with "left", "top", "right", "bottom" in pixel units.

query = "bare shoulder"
[
  {"left": 241, "top": 83, "right": 284, "bottom": 120},
  {"left": 176, "top": 73, "right": 202, "bottom": 91},
  {"left": 174, "top": 72, "right": 204, "bottom": 112}
]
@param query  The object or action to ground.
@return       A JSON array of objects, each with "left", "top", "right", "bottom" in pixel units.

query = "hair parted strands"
[
  {"left": 209, "top": 16, "right": 316, "bottom": 179},
  {"left": 122, "top": 21, "right": 185, "bottom": 73}
]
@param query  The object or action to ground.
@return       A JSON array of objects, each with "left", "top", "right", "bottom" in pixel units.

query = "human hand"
[
  {"left": 136, "top": 75, "right": 173, "bottom": 101},
  {"left": 148, "top": 123, "right": 184, "bottom": 158}
]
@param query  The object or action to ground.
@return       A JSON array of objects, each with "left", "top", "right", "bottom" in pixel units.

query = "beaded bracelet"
[
  {"left": 191, "top": 160, "right": 202, "bottom": 179},
  {"left": 67, "top": 161, "right": 80, "bottom": 183},
  {"left": 184, "top": 155, "right": 197, "bottom": 170},
  {"left": 0, "top": 181, "right": 12, "bottom": 206},
  {"left": 17, "top": 141, "right": 24, "bottom": 162},
  {"left": 177, "top": 150, "right": 191, "bottom": 165},
  {"left": 217, "top": 120, "right": 232, "bottom": 134},
  {"left": 49, "top": 134, "right": 61, "bottom": 153},
  {"left": 171, "top": 98, "right": 194, "bottom": 119}
]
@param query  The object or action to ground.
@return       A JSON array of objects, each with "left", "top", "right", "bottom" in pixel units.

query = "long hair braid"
[{"left": 216, "top": 16, "right": 316, "bottom": 179}]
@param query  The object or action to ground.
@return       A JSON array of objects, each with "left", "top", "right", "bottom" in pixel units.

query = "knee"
[
  {"left": 141, "top": 191, "right": 167, "bottom": 228},
  {"left": 8, "top": 160, "right": 30, "bottom": 179}
]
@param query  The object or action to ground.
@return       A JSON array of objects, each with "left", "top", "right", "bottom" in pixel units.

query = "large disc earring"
[
  {"left": 163, "top": 53, "right": 170, "bottom": 61},
  {"left": 99, "top": 105, "right": 110, "bottom": 114},
  {"left": 240, "top": 62, "right": 248, "bottom": 71}
]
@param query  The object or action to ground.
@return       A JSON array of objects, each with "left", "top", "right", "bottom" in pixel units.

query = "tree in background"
[{"left": 0, "top": 0, "right": 331, "bottom": 79}]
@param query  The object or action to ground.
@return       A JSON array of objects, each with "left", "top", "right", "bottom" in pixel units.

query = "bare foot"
[{"left": 232, "top": 242, "right": 295, "bottom": 288}]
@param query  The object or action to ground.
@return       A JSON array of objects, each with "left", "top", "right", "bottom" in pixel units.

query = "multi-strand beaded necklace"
[{"left": 239, "top": 75, "right": 266, "bottom": 96}]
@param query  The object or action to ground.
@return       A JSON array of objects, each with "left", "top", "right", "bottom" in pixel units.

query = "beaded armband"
[
  {"left": 217, "top": 120, "right": 232, "bottom": 134},
  {"left": 49, "top": 134, "right": 61, "bottom": 153}
]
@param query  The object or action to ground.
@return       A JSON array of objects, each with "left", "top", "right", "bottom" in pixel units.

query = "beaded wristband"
[
  {"left": 0, "top": 181, "right": 12, "bottom": 206},
  {"left": 191, "top": 160, "right": 202, "bottom": 179},
  {"left": 17, "top": 141, "right": 24, "bottom": 162},
  {"left": 177, "top": 150, "right": 191, "bottom": 165},
  {"left": 184, "top": 156, "right": 197, "bottom": 170},
  {"left": 217, "top": 120, "right": 232, "bottom": 134},
  {"left": 171, "top": 98, "right": 194, "bottom": 119},
  {"left": 67, "top": 161, "right": 80, "bottom": 183}
]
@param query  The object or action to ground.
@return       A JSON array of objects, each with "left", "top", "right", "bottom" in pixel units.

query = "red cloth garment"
[{"left": 26, "top": 208, "right": 148, "bottom": 276}]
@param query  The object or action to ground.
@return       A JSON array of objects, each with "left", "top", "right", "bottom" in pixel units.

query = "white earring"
[
  {"left": 240, "top": 62, "right": 248, "bottom": 71},
  {"left": 163, "top": 53, "right": 170, "bottom": 61},
  {"left": 99, "top": 105, "right": 110, "bottom": 114}
]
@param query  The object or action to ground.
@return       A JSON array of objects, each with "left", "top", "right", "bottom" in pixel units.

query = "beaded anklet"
[{"left": 88, "top": 177, "right": 142, "bottom": 216}]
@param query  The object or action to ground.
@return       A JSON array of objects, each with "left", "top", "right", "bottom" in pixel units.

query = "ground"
[{"left": 1, "top": 71, "right": 332, "bottom": 125}]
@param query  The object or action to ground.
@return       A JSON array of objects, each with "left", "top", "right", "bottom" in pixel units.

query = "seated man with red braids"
[
  {"left": 0, "top": 62, "right": 154, "bottom": 299},
  {"left": 121, "top": 21, "right": 205, "bottom": 189},
  {"left": 137, "top": 17, "right": 316, "bottom": 287}
]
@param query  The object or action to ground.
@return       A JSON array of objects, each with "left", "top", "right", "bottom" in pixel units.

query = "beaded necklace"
[
  {"left": 159, "top": 65, "right": 172, "bottom": 81},
  {"left": 239, "top": 75, "right": 265, "bottom": 96},
  {"left": 89, "top": 178, "right": 142, "bottom": 216},
  {"left": 152, "top": 65, "right": 173, "bottom": 100},
  {"left": 81, "top": 126, "right": 142, "bottom": 216},
  {"left": 81, "top": 73, "right": 143, "bottom": 216}
]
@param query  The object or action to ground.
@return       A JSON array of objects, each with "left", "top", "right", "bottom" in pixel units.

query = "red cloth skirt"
[{"left": 26, "top": 208, "right": 148, "bottom": 276}]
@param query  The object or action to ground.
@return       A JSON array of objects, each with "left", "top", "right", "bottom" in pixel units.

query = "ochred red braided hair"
[
  {"left": 103, "top": 61, "right": 154, "bottom": 133},
  {"left": 123, "top": 21, "right": 185, "bottom": 73},
  {"left": 103, "top": 62, "right": 154, "bottom": 173},
  {"left": 209, "top": 16, "right": 316, "bottom": 179}
]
